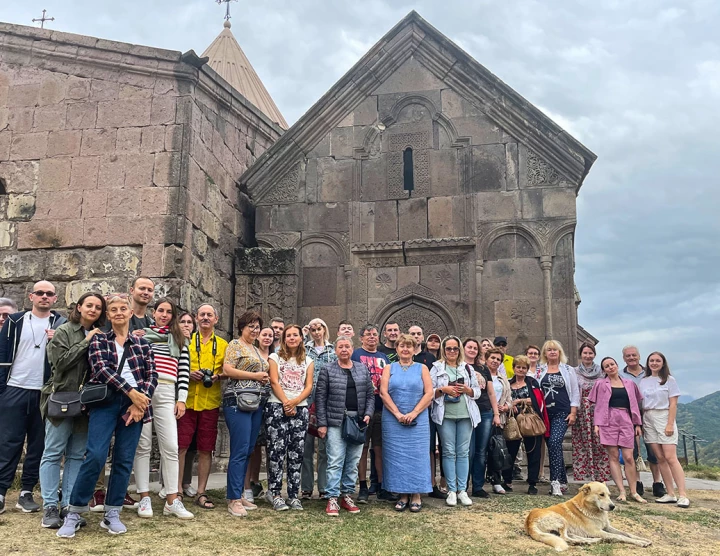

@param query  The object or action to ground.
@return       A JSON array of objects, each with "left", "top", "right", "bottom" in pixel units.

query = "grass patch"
[
  {"left": 2, "top": 485, "right": 720, "bottom": 555},
  {"left": 685, "top": 464, "right": 720, "bottom": 481}
]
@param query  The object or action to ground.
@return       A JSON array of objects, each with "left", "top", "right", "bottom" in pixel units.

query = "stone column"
[
  {"left": 540, "top": 256, "right": 553, "bottom": 340},
  {"left": 474, "top": 261, "right": 484, "bottom": 337}
]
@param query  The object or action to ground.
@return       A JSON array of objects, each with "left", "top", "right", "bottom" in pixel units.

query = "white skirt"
[{"left": 643, "top": 409, "right": 678, "bottom": 445}]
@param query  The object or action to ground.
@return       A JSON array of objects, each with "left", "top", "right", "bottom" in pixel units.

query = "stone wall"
[{"left": 0, "top": 22, "right": 281, "bottom": 329}]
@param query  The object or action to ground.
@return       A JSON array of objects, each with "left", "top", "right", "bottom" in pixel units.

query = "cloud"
[{"left": 3, "top": 0, "right": 719, "bottom": 397}]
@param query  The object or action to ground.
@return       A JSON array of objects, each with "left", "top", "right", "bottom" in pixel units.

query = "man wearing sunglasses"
[{"left": 0, "top": 281, "right": 66, "bottom": 515}]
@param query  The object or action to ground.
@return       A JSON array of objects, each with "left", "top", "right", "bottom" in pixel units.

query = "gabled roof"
[
  {"left": 240, "top": 10, "right": 596, "bottom": 201},
  {"left": 202, "top": 21, "right": 288, "bottom": 129}
]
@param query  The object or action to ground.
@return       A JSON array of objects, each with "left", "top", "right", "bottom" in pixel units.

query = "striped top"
[{"left": 149, "top": 342, "right": 190, "bottom": 403}]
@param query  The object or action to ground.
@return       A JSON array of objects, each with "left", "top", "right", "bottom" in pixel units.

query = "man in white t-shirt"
[{"left": 0, "top": 281, "right": 66, "bottom": 515}]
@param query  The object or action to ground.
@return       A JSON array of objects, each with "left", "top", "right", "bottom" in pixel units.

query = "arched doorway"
[
  {"left": 382, "top": 303, "right": 449, "bottom": 337},
  {"left": 371, "top": 283, "right": 459, "bottom": 337}
]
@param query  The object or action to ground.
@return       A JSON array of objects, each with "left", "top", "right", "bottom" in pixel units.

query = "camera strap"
[{"left": 195, "top": 332, "right": 218, "bottom": 370}]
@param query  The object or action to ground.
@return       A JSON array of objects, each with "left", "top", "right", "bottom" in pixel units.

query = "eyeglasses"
[
  {"left": 32, "top": 290, "right": 56, "bottom": 297},
  {"left": 445, "top": 347, "right": 460, "bottom": 352}
]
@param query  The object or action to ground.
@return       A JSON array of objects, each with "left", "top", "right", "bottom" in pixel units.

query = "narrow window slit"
[{"left": 403, "top": 147, "right": 414, "bottom": 192}]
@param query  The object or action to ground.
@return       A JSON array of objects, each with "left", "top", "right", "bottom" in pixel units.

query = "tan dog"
[{"left": 525, "top": 482, "right": 652, "bottom": 552}]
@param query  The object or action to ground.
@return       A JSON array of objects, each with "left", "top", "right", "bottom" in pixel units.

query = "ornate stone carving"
[
  {"left": 388, "top": 131, "right": 431, "bottom": 152},
  {"left": 434, "top": 269, "right": 453, "bottom": 290},
  {"left": 527, "top": 150, "right": 560, "bottom": 186},
  {"left": 404, "top": 236, "right": 475, "bottom": 266},
  {"left": 510, "top": 300, "right": 538, "bottom": 335},
  {"left": 356, "top": 266, "right": 368, "bottom": 324},
  {"left": 387, "top": 305, "right": 449, "bottom": 338},
  {"left": 246, "top": 275, "right": 297, "bottom": 323},
  {"left": 375, "top": 272, "right": 393, "bottom": 290},
  {"left": 261, "top": 164, "right": 301, "bottom": 204},
  {"left": 387, "top": 130, "right": 431, "bottom": 198}
]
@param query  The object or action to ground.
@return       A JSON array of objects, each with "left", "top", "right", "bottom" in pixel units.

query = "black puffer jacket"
[{"left": 316, "top": 360, "right": 374, "bottom": 427}]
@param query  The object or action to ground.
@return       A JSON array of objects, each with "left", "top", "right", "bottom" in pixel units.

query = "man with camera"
[{"left": 177, "top": 304, "right": 228, "bottom": 510}]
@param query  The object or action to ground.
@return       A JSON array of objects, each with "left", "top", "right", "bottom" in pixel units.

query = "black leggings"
[{"left": 502, "top": 436, "right": 543, "bottom": 485}]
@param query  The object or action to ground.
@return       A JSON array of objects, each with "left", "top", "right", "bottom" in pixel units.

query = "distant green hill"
[{"left": 675, "top": 391, "right": 720, "bottom": 465}]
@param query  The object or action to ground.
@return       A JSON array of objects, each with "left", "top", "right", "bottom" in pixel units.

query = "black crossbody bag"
[{"left": 79, "top": 344, "right": 130, "bottom": 408}]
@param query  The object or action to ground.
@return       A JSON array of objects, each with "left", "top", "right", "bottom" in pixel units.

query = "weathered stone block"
[
  {"left": 542, "top": 189, "right": 576, "bottom": 218},
  {"left": 420, "top": 263, "right": 460, "bottom": 295},
  {"left": 520, "top": 189, "right": 543, "bottom": 219},
  {"left": 66, "top": 77, "right": 91, "bottom": 100},
  {"left": 141, "top": 243, "right": 165, "bottom": 276},
  {"left": 428, "top": 196, "right": 465, "bottom": 238},
  {"left": 271, "top": 204, "right": 308, "bottom": 232},
  {"left": 97, "top": 98, "right": 152, "bottom": 128},
  {"left": 82, "top": 189, "right": 108, "bottom": 217},
  {"left": 236, "top": 248, "right": 296, "bottom": 275},
  {"left": 125, "top": 154, "right": 154, "bottom": 188},
  {"left": 17, "top": 219, "right": 83, "bottom": 249},
  {"left": 65, "top": 279, "right": 126, "bottom": 304},
  {"left": 116, "top": 127, "right": 142, "bottom": 153},
  {"left": 70, "top": 156, "right": 99, "bottom": 190},
  {"left": 469, "top": 144, "right": 506, "bottom": 192},
  {"left": 65, "top": 102, "right": 97, "bottom": 129},
  {"left": 359, "top": 156, "right": 388, "bottom": 202},
  {"left": 153, "top": 152, "right": 181, "bottom": 187},
  {"left": 0, "top": 131, "right": 10, "bottom": 161},
  {"left": 308, "top": 203, "right": 349, "bottom": 232},
  {"left": 374, "top": 200, "right": 399, "bottom": 241},
  {"left": 330, "top": 127, "right": 354, "bottom": 159},
  {"left": 368, "top": 267, "right": 397, "bottom": 298},
  {"left": 7, "top": 194, "right": 36, "bottom": 220},
  {"left": 354, "top": 96, "right": 378, "bottom": 125},
  {"left": 8, "top": 107, "right": 34, "bottom": 133},
  {"left": 301, "top": 240, "right": 342, "bottom": 267},
  {"left": 39, "top": 76, "right": 67, "bottom": 106},
  {"left": 486, "top": 233, "right": 536, "bottom": 260},
  {"left": 164, "top": 124, "right": 183, "bottom": 151},
  {"left": 98, "top": 154, "right": 125, "bottom": 189},
  {"left": 47, "top": 130, "right": 82, "bottom": 157},
  {"left": 83, "top": 217, "right": 108, "bottom": 246},
  {"left": 429, "top": 149, "right": 460, "bottom": 197},
  {"left": 85, "top": 246, "right": 141, "bottom": 277},
  {"left": 7, "top": 83, "right": 40, "bottom": 107},
  {"left": 0, "top": 250, "right": 45, "bottom": 280},
  {"left": 151, "top": 96, "right": 176, "bottom": 125},
  {"left": 398, "top": 197, "right": 427, "bottom": 240},
  {"left": 80, "top": 128, "right": 116, "bottom": 156},
  {"left": 90, "top": 79, "right": 119, "bottom": 101},
  {"left": 0, "top": 221, "right": 14, "bottom": 248},
  {"left": 397, "top": 265, "right": 420, "bottom": 289},
  {"left": 10, "top": 132, "right": 48, "bottom": 160},
  {"left": 33, "top": 105, "right": 66, "bottom": 132},
  {"left": 303, "top": 267, "right": 338, "bottom": 306},
  {"left": 39, "top": 157, "right": 71, "bottom": 191},
  {"left": 374, "top": 57, "right": 445, "bottom": 95},
  {"left": 45, "top": 251, "right": 85, "bottom": 280},
  {"left": 475, "top": 191, "right": 520, "bottom": 222},
  {"left": 317, "top": 157, "right": 353, "bottom": 202}
]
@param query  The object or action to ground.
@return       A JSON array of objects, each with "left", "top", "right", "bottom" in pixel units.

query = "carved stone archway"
[{"left": 384, "top": 303, "right": 450, "bottom": 338}]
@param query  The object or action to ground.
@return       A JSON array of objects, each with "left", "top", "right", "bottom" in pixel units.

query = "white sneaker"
[
  {"left": 183, "top": 484, "right": 197, "bottom": 497},
  {"left": 243, "top": 489, "right": 255, "bottom": 504},
  {"left": 445, "top": 491, "right": 457, "bottom": 506},
  {"left": 560, "top": 483, "right": 568, "bottom": 493},
  {"left": 158, "top": 487, "right": 167, "bottom": 500},
  {"left": 550, "top": 480, "right": 563, "bottom": 497},
  {"left": 457, "top": 491, "right": 473, "bottom": 506},
  {"left": 656, "top": 494, "right": 677, "bottom": 504},
  {"left": 493, "top": 484, "right": 506, "bottom": 495},
  {"left": 676, "top": 497, "right": 690, "bottom": 508},
  {"left": 163, "top": 498, "right": 194, "bottom": 519},
  {"left": 137, "top": 496, "right": 153, "bottom": 518}
]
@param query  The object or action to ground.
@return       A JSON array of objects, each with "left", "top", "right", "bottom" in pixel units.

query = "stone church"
[{"left": 0, "top": 11, "right": 597, "bottom": 360}]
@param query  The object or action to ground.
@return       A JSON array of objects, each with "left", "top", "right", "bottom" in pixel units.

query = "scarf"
[
  {"left": 575, "top": 362, "right": 603, "bottom": 380},
  {"left": 143, "top": 325, "right": 183, "bottom": 358}
]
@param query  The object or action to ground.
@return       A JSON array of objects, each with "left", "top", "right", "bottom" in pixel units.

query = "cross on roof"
[
  {"left": 216, "top": 0, "right": 238, "bottom": 22},
  {"left": 32, "top": 9, "right": 55, "bottom": 29}
]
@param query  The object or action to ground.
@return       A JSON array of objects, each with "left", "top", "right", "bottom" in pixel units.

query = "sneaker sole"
[
  {"left": 357, "top": 499, "right": 368, "bottom": 504},
  {"left": 56, "top": 530, "right": 76, "bottom": 538},
  {"left": 42, "top": 520, "right": 62, "bottom": 529},
  {"left": 100, "top": 522, "right": 126, "bottom": 535},
  {"left": 163, "top": 510, "right": 195, "bottom": 519},
  {"left": 137, "top": 512, "right": 154, "bottom": 518},
  {"left": 326, "top": 512, "right": 339, "bottom": 517},
  {"left": 89, "top": 505, "right": 105, "bottom": 513},
  {"left": 15, "top": 504, "right": 40, "bottom": 513}
]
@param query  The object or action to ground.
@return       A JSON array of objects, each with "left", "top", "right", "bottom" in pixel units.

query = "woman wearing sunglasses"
[{"left": 430, "top": 336, "right": 481, "bottom": 507}]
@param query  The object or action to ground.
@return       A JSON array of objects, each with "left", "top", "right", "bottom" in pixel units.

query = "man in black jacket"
[{"left": 0, "top": 281, "right": 66, "bottom": 514}]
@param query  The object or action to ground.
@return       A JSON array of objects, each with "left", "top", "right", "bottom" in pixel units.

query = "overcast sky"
[{"left": 2, "top": 1, "right": 718, "bottom": 399}]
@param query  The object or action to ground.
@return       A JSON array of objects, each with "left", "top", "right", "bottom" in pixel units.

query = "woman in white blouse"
[{"left": 639, "top": 352, "right": 689, "bottom": 508}]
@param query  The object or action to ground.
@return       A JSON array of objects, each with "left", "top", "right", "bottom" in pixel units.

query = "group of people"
[{"left": 0, "top": 278, "right": 690, "bottom": 539}]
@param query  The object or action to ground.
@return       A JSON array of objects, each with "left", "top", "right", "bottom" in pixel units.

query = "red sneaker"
[
  {"left": 340, "top": 495, "right": 360, "bottom": 514},
  {"left": 325, "top": 498, "right": 340, "bottom": 517},
  {"left": 89, "top": 489, "right": 105, "bottom": 513},
  {"left": 123, "top": 493, "right": 139, "bottom": 508}
]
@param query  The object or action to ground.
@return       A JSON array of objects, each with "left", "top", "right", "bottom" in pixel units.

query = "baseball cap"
[{"left": 493, "top": 336, "right": 508, "bottom": 346}]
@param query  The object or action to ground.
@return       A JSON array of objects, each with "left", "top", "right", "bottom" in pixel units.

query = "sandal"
[
  {"left": 409, "top": 502, "right": 422, "bottom": 513},
  {"left": 394, "top": 500, "right": 408, "bottom": 512},
  {"left": 195, "top": 493, "right": 215, "bottom": 509},
  {"left": 630, "top": 493, "right": 647, "bottom": 504},
  {"left": 616, "top": 494, "right": 627, "bottom": 502}
]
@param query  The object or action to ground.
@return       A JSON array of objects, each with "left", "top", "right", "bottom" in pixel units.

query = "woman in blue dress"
[{"left": 380, "top": 334, "right": 434, "bottom": 512}]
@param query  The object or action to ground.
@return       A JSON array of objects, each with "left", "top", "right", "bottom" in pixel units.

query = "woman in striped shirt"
[{"left": 133, "top": 298, "right": 193, "bottom": 519}]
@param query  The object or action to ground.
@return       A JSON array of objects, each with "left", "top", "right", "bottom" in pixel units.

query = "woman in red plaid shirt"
[{"left": 57, "top": 295, "right": 157, "bottom": 538}]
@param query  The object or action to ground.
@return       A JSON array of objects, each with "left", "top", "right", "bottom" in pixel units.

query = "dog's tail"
[{"left": 525, "top": 510, "right": 570, "bottom": 552}]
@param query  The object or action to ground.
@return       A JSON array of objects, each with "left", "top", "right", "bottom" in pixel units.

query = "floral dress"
[{"left": 572, "top": 373, "right": 610, "bottom": 482}]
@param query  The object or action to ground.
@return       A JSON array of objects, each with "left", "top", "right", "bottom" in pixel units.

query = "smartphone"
[
  {"left": 122, "top": 411, "right": 133, "bottom": 425},
  {"left": 401, "top": 420, "right": 418, "bottom": 427}
]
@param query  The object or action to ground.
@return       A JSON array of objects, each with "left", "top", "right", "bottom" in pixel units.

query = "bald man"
[{"left": 0, "top": 281, "right": 66, "bottom": 515}]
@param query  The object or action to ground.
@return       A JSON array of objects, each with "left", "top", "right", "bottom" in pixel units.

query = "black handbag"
[
  {"left": 341, "top": 412, "right": 367, "bottom": 445},
  {"left": 47, "top": 391, "right": 83, "bottom": 419},
  {"left": 79, "top": 345, "right": 130, "bottom": 408},
  {"left": 488, "top": 427, "right": 513, "bottom": 472}
]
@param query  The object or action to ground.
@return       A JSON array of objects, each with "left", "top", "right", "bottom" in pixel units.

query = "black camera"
[{"left": 200, "top": 368, "right": 214, "bottom": 388}]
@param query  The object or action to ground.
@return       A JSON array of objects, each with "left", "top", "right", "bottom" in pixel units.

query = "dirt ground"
[{"left": 1, "top": 484, "right": 719, "bottom": 555}]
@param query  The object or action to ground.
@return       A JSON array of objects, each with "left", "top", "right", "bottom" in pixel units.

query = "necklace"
[
  {"left": 28, "top": 315, "right": 48, "bottom": 349},
  {"left": 399, "top": 361, "right": 413, "bottom": 371}
]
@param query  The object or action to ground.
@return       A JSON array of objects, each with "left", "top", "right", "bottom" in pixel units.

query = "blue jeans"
[
  {"left": 225, "top": 404, "right": 263, "bottom": 500},
  {"left": 471, "top": 410, "right": 494, "bottom": 492},
  {"left": 69, "top": 391, "right": 143, "bottom": 512},
  {"left": 325, "top": 421, "right": 364, "bottom": 499},
  {"left": 437, "top": 418, "right": 473, "bottom": 492},
  {"left": 39, "top": 419, "right": 88, "bottom": 508}
]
